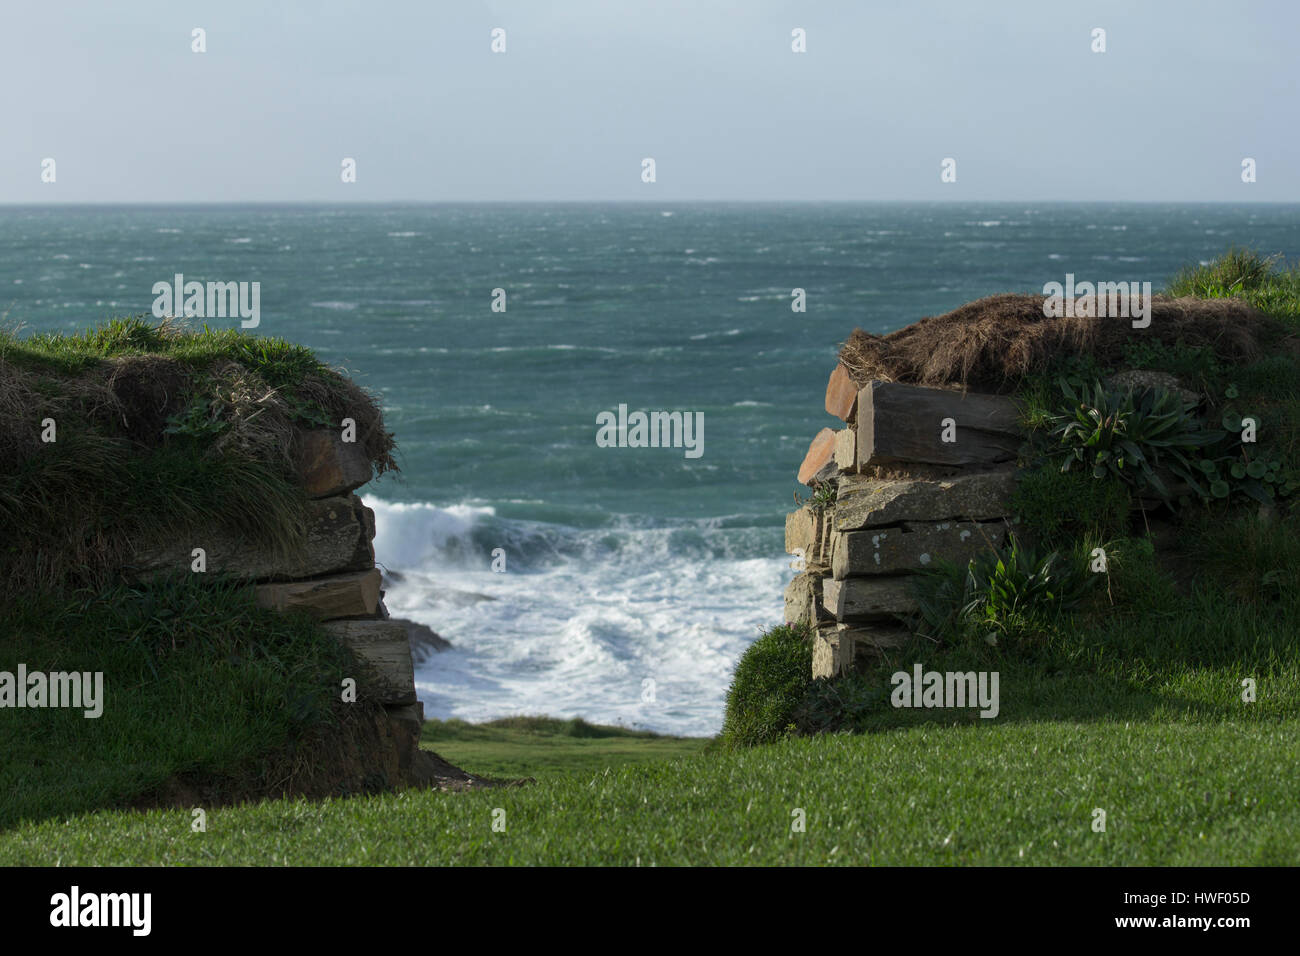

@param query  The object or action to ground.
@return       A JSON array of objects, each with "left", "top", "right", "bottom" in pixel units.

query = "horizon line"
[{"left": 2, "top": 198, "right": 1299, "bottom": 208}]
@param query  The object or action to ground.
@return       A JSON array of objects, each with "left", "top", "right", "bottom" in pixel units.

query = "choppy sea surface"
[{"left": 4, "top": 202, "right": 1297, "bottom": 734}]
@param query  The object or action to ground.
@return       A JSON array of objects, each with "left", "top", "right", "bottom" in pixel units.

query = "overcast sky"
[{"left": 1, "top": 0, "right": 1296, "bottom": 203}]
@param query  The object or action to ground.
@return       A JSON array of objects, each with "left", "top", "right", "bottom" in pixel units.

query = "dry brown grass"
[{"left": 839, "top": 293, "right": 1292, "bottom": 392}]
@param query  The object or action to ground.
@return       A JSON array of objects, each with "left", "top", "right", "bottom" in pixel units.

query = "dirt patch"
[{"left": 839, "top": 293, "right": 1290, "bottom": 392}]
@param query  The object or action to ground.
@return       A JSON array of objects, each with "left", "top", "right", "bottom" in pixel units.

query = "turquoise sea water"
[{"left": 4, "top": 202, "right": 1297, "bottom": 733}]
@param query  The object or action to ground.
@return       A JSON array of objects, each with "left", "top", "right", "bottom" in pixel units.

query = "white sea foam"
[{"left": 365, "top": 498, "right": 787, "bottom": 737}]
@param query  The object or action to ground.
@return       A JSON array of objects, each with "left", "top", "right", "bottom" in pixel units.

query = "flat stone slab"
[
  {"left": 130, "top": 495, "right": 372, "bottom": 581},
  {"left": 383, "top": 701, "right": 426, "bottom": 772},
  {"left": 324, "top": 619, "right": 417, "bottom": 705},
  {"left": 822, "top": 576, "right": 917, "bottom": 622},
  {"left": 256, "top": 568, "right": 382, "bottom": 620},
  {"left": 831, "top": 520, "right": 1006, "bottom": 579},
  {"left": 835, "top": 469, "right": 1017, "bottom": 531},
  {"left": 858, "top": 381, "right": 1020, "bottom": 468}
]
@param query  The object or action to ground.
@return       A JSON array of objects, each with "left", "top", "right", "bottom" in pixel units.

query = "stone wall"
[
  {"left": 129, "top": 426, "right": 437, "bottom": 786},
  {"left": 784, "top": 364, "right": 1022, "bottom": 680}
]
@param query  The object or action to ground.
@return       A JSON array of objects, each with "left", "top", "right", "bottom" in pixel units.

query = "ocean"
[{"left": 4, "top": 202, "right": 1298, "bottom": 735}]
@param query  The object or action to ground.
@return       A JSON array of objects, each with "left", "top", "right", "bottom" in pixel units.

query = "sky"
[{"left": 1, "top": 0, "right": 1297, "bottom": 203}]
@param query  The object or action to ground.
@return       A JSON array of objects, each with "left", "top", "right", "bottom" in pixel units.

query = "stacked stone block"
[{"left": 785, "top": 365, "right": 1022, "bottom": 680}]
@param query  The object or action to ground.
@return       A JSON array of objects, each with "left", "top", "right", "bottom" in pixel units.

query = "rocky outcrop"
[
  {"left": 788, "top": 364, "right": 1021, "bottom": 680},
  {"left": 392, "top": 617, "right": 452, "bottom": 660}
]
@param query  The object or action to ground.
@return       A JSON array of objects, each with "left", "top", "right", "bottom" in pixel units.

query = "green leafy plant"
[
  {"left": 283, "top": 393, "right": 334, "bottom": 430},
  {"left": 163, "top": 390, "right": 229, "bottom": 440},
  {"left": 1166, "top": 247, "right": 1284, "bottom": 298},
  {"left": 1048, "top": 379, "right": 1219, "bottom": 504},
  {"left": 910, "top": 536, "right": 1095, "bottom": 646},
  {"left": 1196, "top": 404, "right": 1300, "bottom": 505},
  {"left": 1017, "top": 355, "right": 1107, "bottom": 434},
  {"left": 795, "top": 481, "right": 837, "bottom": 513}
]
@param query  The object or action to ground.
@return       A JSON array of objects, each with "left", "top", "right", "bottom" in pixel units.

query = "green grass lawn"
[
  {"left": 0, "top": 713, "right": 1293, "bottom": 866},
  {"left": 3, "top": 623, "right": 1296, "bottom": 866},
  {"left": 420, "top": 716, "right": 708, "bottom": 779}
]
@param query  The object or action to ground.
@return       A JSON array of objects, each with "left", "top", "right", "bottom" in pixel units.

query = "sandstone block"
[
  {"left": 813, "top": 507, "right": 834, "bottom": 568},
  {"left": 131, "top": 496, "right": 371, "bottom": 581},
  {"left": 355, "top": 497, "right": 376, "bottom": 541},
  {"left": 784, "top": 505, "right": 831, "bottom": 569},
  {"left": 383, "top": 702, "right": 425, "bottom": 773},
  {"left": 822, "top": 576, "right": 917, "bottom": 622},
  {"left": 835, "top": 470, "right": 1017, "bottom": 531},
  {"left": 858, "top": 381, "right": 1020, "bottom": 468},
  {"left": 347, "top": 495, "right": 377, "bottom": 569},
  {"left": 831, "top": 520, "right": 1005, "bottom": 579},
  {"left": 294, "top": 428, "right": 374, "bottom": 498},
  {"left": 256, "top": 568, "right": 382, "bottom": 620},
  {"left": 324, "top": 619, "right": 417, "bottom": 704}
]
